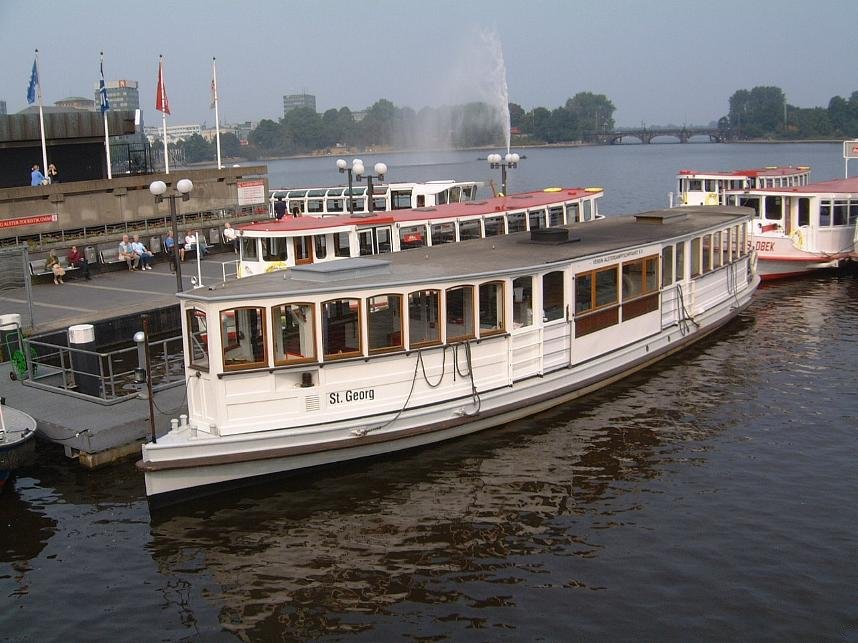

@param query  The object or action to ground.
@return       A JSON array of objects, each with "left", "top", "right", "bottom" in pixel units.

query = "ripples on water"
[{"left": 2, "top": 147, "right": 858, "bottom": 639}]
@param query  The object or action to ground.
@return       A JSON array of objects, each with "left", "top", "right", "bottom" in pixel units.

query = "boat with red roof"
[{"left": 237, "top": 187, "right": 604, "bottom": 278}]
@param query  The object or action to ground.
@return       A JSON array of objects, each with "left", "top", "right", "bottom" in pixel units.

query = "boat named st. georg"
[{"left": 139, "top": 205, "right": 760, "bottom": 505}]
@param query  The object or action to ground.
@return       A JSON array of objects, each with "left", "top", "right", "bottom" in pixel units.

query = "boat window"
[
  {"left": 367, "top": 295, "right": 403, "bottom": 353},
  {"left": 446, "top": 286, "right": 475, "bottom": 341},
  {"left": 240, "top": 237, "right": 258, "bottom": 260},
  {"left": 462, "top": 185, "right": 476, "bottom": 200},
  {"left": 350, "top": 197, "right": 366, "bottom": 211},
  {"left": 833, "top": 200, "right": 848, "bottom": 226},
  {"left": 430, "top": 222, "right": 455, "bottom": 246},
  {"left": 326, "top": 188, "right": 345, "bottom": 197},
  {"left": 391, "top": 190, "right": 412, "bottom": 210},
  {"left": 548, "top": 207, "right": 564, "bottom": 226},
  {"left": 307, "top": 199, "right": 324, "bottom": 214},
  {"left": 566, "top": 202, "right": 580, "bottom": 223},
  {"left": 287, "top": 200, "right": 304, "bottom": 216},
  {"left": 287, "top": 190, "right": 307, "bottom": 198},
  {"left": 186, "top": 308, "right": 209, "bottom": 371},
  {"left": 262, "top": 236, "right": 289, "bottom": 262},
  {"left": 574, "top": 266, "right": 620, "bottom": 336},
  {"left": 507, "top": 211, "right": 526, "bottom": 233},
  {"left": 676, "top": 242, "right": 686, "bottom": 279},
  {"left": 326, "top": 198, "right": 344, "bottom": 213},
  {"left": 819, "top": 201, "right": 831, "bottom": 226},
  {"left": 528, "top": 209, "right": 545, "bottom": 230},
  {"left": 583, "top": 200, "right": 593, "bottom": 221},
  {"left": 408, "top": 290, "right": 441, "bottom": 347},
  {"left": 479, "top": 282, "right": 505, "bottom": 335},
  {"left": 399, "top": 225, "right": 426, "bottom": 249},
  {"left": 272, "top": 303, "right": 316, "bottom": 364},
  {"left": 307, "top": 189, "right": 326, "bottom": 197},
  {"left": 484, "top": 216, "right": 505, "bottom": 236},
  {"left": 701, "top": 235, "right": 712, "bottom": 273},
  {"left": 850, "top": 201, "right": 858, "bottom": 225},
  {"left": 739, "top": 196, "right": 760, "bottom": 216},
  {"left": 512, "top": 276, "right": 533, "bottom": 328},
  {"left": 688, "top": 179, "right": 703, "bottom": 191},
  {"left": 376, "top": 227, "right": 392, "bottom": 253},
  {"left": 690, "top": 237, "right": 702, "bottom": 276},
  {"left": 358, "top": 230, "right": 374, "bottom": 256},
  {"left": 314, "top": 235, "right": 327, "bottom": 260},
  {"left": 712, "top": 232, "right": 723, "bottom": 269},
  {"left": 436, "top": 191, "right": 448, "bottom": 205},
  {"left": 450, "top": 186, "right": 462, "bottom": 203},
  {"left": 372, "top": 196, "right": 387, "bottom": 211},
  {"left": 542, "top": 271, "right": 564, "bottom": 322},
  {"left": 221, "top": 307, "right": 267, "bottom": 370},
  {"left": 661, "top": 246, "right": 674, "bottom": 286},
  {"left": 622, "top": 255, "right": 659, "bottom": 300},
  {"left": 293, "top": 236, "right": 313, "bottom": 264},
  {"left": 333, "top": 232, "right": 351, "bottom": 257},
  {"left": 458, "top": 219, "right": 481, "bottom": 241},
  {"left": 798, "top": 198, "right": 810, "bottom": 227},
  {"left": 322, "top": 298, "right": 361, "bottom": 359},
  {"left": 764, "top": 196, "right": 783, "bottom": 221}
]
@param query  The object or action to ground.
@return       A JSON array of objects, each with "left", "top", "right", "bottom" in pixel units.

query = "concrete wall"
[{"left": 0, "top": 165, "right": 269, "bottom": 244}]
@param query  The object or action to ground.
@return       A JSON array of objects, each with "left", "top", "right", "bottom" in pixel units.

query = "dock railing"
[
  {"left": 220, "top": 259, "right": 239, "bottom": 281},
  {"left": 22, "top": 334, "right": 185, "bottom": 405}
]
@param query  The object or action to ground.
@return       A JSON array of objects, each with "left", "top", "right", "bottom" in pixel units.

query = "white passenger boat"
[
  {"left": 676, "top": 166, "right": 857, "bottom": 278},
  {"left": 240, "top": 187, "right": 604, "bottom": 277},
  {"left": 675, "top": 165, "right": 812, "bottom": 206},
  {"left": 269, "top": 180, "right": 482, "bottom": 217},
  {"left": 139, "top": 205, "right": 760, "bottom": 505}
]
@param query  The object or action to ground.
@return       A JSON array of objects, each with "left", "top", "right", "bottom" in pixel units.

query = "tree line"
[{"left": 171, "top": 86, "right": 858, "bottom": 163}]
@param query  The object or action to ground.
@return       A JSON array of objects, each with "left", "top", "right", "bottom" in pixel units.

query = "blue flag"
[
  {"left": 99, "top": 59, "right": 110, "bottom": 113},
  {"left": 26, "top": 58, "right": 38, "bottom": 105}
]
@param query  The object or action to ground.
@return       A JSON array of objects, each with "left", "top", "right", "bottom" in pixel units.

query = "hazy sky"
[{"left": 2, "top": 0, "right": 856, "bottom": 128}]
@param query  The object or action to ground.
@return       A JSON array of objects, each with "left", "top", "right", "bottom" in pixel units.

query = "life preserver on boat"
[
  {"left": 791, "top": 228, "right": 805, "bottom": 250},
  {"left": 706, "top": 193, "right": 719, "bottom": 205}
]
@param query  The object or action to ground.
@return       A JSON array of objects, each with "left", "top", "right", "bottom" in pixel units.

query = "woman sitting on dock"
[{"left": 45, "top": 249, "right": 65, "bottom": 285}]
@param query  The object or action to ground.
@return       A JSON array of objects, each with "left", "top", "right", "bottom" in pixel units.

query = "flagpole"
[
  {"left": 213, "top": 57, "right": 222, "bottom": 170},
  {"left": 159, "top": 55, "right": 170, "bottom": 174},
  {"left": 34, "top": 49, "right": 48, "bottom": 178},
  {"left": 101, "top": 52, "right": 112, "bottom": 180}
]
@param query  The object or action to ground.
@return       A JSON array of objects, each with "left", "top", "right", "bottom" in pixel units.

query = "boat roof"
[
  {"left": 187, "top": 206, "right": 749, "bottom": 304},
  {"left": 240, "top": 188, "right": 604, "bottom": 234},
  {"left": 726, "top": 176, "right": 858, "bottom": 195},
  {"left": 677, "top": 166, "right": 811, "bottom": 179},
  {"left": 271, "top": 180, "right": 482, "bottom": 197}
]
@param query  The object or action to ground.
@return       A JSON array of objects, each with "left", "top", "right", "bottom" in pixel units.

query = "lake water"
[{"left": 3, "top": 144, "right": 857, "bottom": 641}]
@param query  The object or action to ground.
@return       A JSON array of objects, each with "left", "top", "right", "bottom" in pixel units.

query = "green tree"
[
  {"left": 728, "top": 86, "right": 785, "bottom": 138},
  {"left": 249, "top": 119, "right": 281, "bottom": 151},
  {"left": 508, "top": 102, "right": 525, "bottom": 129},
  {"left": 565, "top": 92, "right": 615, "bottom": 138},
  {"left": 282, "top": 107, "right": 326, "bottom": 153},
  {"left": 218, "top": 132, "right": 242, "bottom": 158},
  {"left": 180, "top": 134, "right": 213, "bottom": 163}
]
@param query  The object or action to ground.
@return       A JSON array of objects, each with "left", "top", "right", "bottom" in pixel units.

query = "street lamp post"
[
  {"left": 487, "top": 152, "right": 520, "bottom": 196},
  {"left": 336, "top": 158, "right": 357, "bottom": 215},
  {"left": 149, "top": 178, "right": 193, "bottom": 292},
  {"left": 352, "top": 160, "right": 387, "bottom": 214}
]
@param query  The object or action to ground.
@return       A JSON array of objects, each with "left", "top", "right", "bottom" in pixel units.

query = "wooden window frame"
[
  {"left": 445, "top": 285, "right": 476, "bottom": 342},
  {"left": 221, "top": 306, "right": 268, "bottom": 371},
  {"left": 271, "top": 302, "right": 317, "bottom": 366},
  {"left": 478, "top": 281, "right": 506, "bottom": 336},
  {"left": 186, "top": 307, "right": 210, "bottom": 372},
  {"left": 322, "top": 298, "right": 363, "bottom": 360},
  {"left": 366, "top": 294, "right": 404, "bottom": 354},
  {"left": 408, "top": 289, "right": 442, "bottom": 348}
]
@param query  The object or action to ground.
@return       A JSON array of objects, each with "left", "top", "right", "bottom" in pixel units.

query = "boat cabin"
[
  {"left": 240, "top": 188, "right": 603, "bottom": 277},
  {"left": 677, "top": 166, "right": 811, "bottom": 206},
  {"left": 269, "top": 180, "right": 482, "bottom": 218}
]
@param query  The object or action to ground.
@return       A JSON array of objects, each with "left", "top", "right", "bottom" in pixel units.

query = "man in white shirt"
[{"left": 223, "top": 222, "right": 238, "bottom": 253}]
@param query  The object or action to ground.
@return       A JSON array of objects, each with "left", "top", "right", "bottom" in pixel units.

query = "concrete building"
[
  {"left": 0, "top": 101, "right": 6, "bottom": 116},
  {"left": 94, "top": 80, "right": 140, "bottom": 112},
  {"left": 283, "top": 93, "right": 316, "bottom": 116},
  {"left": 144, "top": 123, "right": 202, "bottom": 144},
  {"left": 56, "top": 97, "right": 96, "bottom": 111}
]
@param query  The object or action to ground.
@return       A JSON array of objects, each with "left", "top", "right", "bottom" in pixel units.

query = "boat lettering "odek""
[{"left": 329, "top": 389, "right": 376, "bottom": 404}]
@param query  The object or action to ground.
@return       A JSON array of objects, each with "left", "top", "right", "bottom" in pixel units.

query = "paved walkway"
[
  {"left": 0, "top": 249, "right": 239, "bottom": 334},
  {"left": 0, "top": 249, "right": 238, "bottom": 465}
]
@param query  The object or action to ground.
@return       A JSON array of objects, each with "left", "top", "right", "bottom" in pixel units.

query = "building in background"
[
  {"left": 144, "top": 123, "right": 202, "bottom": 144},
  {"left": 94, "top": 80, "right": 140, "bottom": 112},
  {"left": 0, "top": 101, "right": 7, "bottom": 116},
  {"left": 56, "top": 97, "right": 96, "bottom": 111},
  {"left": 283, "top": 93, "right": 316, "bottom": 117}
]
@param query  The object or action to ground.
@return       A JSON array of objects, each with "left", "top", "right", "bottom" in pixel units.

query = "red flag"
[{"left": 155, "top": 57, "right": 170, "bottom": 115}]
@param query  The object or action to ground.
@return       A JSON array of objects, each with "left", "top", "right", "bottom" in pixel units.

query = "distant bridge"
[{"left": 590, "top": 127, "right": 733, "bottom": 144}]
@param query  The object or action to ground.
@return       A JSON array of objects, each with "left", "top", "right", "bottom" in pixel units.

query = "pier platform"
[{"left": 0, "top": 249, "right": 237, "bottom": 467}]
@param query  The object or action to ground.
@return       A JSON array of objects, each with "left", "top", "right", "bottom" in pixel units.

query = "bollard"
[{"left": 68, "top": 324, "right": 101, "bottom": 397}]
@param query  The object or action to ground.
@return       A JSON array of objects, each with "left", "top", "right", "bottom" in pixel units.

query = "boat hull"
[{"left": 141, "top": 280, "right": 756, "bottom": 505}]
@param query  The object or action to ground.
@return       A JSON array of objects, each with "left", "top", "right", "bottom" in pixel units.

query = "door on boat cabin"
[
  {"left": 358, "top": 226, "right": 393, "bottom": 256},
  {"left": 541, "top": 270, "right": 571, "bottom": 372},
  {"left": 293, "top": 236, "right": 313, "bottom": 265}
]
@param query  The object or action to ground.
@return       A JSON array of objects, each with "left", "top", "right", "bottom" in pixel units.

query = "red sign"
[{"left": 0, "top": 214, "right": 57, "bottom": 229}]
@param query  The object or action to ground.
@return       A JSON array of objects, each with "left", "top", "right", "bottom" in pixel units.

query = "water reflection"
[{"left": 148, "top": 321, "right": 755, "bottom": 639}]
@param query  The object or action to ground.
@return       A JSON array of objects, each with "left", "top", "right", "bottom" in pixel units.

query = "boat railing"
[
  {"left": 220, "top": 259, "right": 239, "bottom": 281},
  {"left": 20, "top": 334, "right": 185, "bottom": 405}
]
